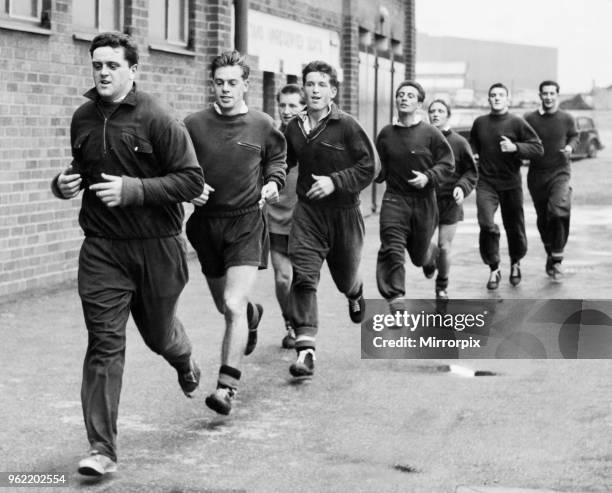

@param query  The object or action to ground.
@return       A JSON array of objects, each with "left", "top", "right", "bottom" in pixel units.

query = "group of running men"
[{"left": 51, "top": 33, "right": 578, "bottom": 476}]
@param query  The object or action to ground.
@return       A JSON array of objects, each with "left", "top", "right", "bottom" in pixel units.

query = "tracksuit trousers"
[
  {"left": 527, "top": 169, "right": 571, "bottom": 261},
  {"left": 77, "top": 236, "right": 193, "bottom": 462},
  {"left": 288, "top": 201, "right": 364, "bottom": 350},
  {"left": 376, "top": 191, "right": 439, "bottom": 300},
  {"left": 476, "top": 183, "right": 527, "bottom": 267}
]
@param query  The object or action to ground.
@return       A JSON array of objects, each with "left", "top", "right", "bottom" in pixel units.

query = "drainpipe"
[{"left": 234, "top": 0, "right": 248, "bottom": 54}]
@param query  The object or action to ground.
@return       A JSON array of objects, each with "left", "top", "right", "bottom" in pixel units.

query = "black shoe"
[
  {"left": 348, "top": 294, "right": 365, "bottom": 323},
  {"left": 486, "top": 269, "right": 501, "bottom": 290},
  {"left": 422, "top": 262, "right": 436, "bottom": 279},
  {"left": 545, "top": 256, "right": 554, "bottom": 277},
  {"left": 289, "top": 349, "right": 315, "bottom": 377},
  {"left": 551, "top": 262, "right": 564, "bottom": 282},
  {"left": 205, "top": 387, "right": 236, "bottom": 415},
  {"left": 281, "top": 320, "right": 296, "bottom": 349},
  {"left": 245, "top": 303, "right": 263, "bottom": 355},
  {"left": 509, "top": 263, "right": 521, "bottom": 286},
  {"left": 178, "top": 358, "right": 200, "bottom": 398}
]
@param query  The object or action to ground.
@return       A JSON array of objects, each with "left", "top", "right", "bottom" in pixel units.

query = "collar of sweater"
[{"left": 213, "top": 101, "right": 249, "bottom": 116}]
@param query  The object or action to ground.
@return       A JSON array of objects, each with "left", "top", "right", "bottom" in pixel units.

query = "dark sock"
[{"left": 218, "top": 364, "right": 241, "bottom": 389}]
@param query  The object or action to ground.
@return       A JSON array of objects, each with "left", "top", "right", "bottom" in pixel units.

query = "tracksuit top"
[
  {"left": 284, "top": 103, "right": 377, "bottom": 208},
  {"left": 51, "top": 86, "right": 204, "bottom": 239},
  {"left": 267, "top": 122, "right": 299, "bottom": 235},
  {"left": 470, "top": 112, "right": 543, "bottom": 190},
  {"left": 438, "top": 129, "right": 478, "bottom": 199},
  {"left": 375, "top": 120, "right": 454, "bottom": 197},
  {"left": 524, "top": 109, "right": 579, "bottom": 174},
  {"left": 184, "top": 107, "right": 287, "bottom": 216}
]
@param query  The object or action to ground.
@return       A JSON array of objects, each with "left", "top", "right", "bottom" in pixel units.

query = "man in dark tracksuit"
[
  {"left": 524, "top": 80, "right": 579, "bottom": 281},
  {"left": 284, "top": 60, "right": 376, "bottom": 378},
  {"left": 375, "top": 82, "right": 454, "bottom": 308},
  {"left": 470, "top": 82, "right": 543, "bottom": 290},
  {"left": 185, "top": 51, "right": 286, "bottom": 414},
  {"left": 51, "top": 33, "right": 204, "bottom": 476}
]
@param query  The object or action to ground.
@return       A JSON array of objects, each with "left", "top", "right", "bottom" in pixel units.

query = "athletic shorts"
[
  {"left": 437, "top": 196, "right": 464, "bottom": 225},
  {"left": 269, "top": 232, "right": 289, "bottom": 256},
  {"left": 186, "top": 208, "right": 269, "bottom": 278}
]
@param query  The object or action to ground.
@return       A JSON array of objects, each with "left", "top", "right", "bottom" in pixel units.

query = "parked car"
[{"left": 571, "top": 116, "right": 604, "bottom": 159}]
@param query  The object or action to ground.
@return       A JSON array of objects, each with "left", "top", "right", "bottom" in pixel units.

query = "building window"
[
  {"left": 1, "top": 0, "right": 52, "bottom": 31},
  {"left": 73, "top": 0, "right": 123, "bottom": 32},
  {"left": 149, "top": 0, "right": 189, "bottom": 47},
  {"left": 4, "top": 0, "right": 40, "bottom": 20}
]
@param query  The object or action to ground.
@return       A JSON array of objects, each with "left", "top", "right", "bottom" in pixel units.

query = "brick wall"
[{"left": 0, "top": 0, "right": 413, "bottom": 299}]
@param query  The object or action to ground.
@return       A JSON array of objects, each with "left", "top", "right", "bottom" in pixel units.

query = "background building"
[
  {"left": 416, "top": 32, "right": 558, "bottom": 106},
  {"left": 0, "top": 0, "right": 415, "bottom": 298}
]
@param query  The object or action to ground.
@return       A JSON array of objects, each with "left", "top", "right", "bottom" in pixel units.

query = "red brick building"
[{"left": 0, "top": 0, "right": 415, "bottom": 298}]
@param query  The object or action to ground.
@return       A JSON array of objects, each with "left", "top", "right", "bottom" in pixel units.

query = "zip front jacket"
[
  {"left": 52, "top": 86, "right": 204, "bottom": 239},
  {"left": 284, "top": 103, "right": 377, "bottom": 208}
]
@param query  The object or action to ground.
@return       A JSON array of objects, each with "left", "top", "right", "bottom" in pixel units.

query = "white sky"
[{"left": 415, "top": 0, "right": 612, "bottom": 93}]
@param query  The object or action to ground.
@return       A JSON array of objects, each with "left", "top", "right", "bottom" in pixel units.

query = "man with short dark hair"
[
  {"left": 184, "top": 50, "right": 286, "bottom": 414},
  {"left": 375, "top": 81, "right": 454, "bottom": 308},
  {"left": 51, "top": 32, "right": 204, "bottom": 476},
  {"left": 283, "top": 60, "right": 376, "bottom": 378},
  {"left": 524, "top": 80, "right": 579, "bottom": 281},
  {"left": 267, "top": 84, "right": 305, "bottom": 349},
  {"left": 470, "top": 82, "right": 543, "bottom": 289}
]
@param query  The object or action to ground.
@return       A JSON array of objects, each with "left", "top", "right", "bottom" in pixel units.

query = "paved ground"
[{"left": 1, "top": 127, "right": 612, "bottom": 492}]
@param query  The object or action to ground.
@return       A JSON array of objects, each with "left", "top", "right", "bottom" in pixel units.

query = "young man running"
[
  {"left": 375, "top": 82, "right": 454, "bottom": 309},
  {"left": 470, "top": 83, "right": 543, "bottom": 289},
  {"left": 524, "top": 80, "right": 579, "bottom": 281},
  {"left": 51, "top": 32, "right": 204, "bottom": 476},
  {"left": 184, "top": 51, "right": 286, "bottom": 414},
  {"left": 283, "top": 60, "right": 376, "bottom": 377},
  {"left": 428, "top": 99, "right": 478, "bottom": 300}
]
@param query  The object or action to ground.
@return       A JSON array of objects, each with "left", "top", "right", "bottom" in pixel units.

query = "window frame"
[
  {"left": 148, "top": 0, "right": 192, "bottom": 51},
  {"left": 72, "top": 0, "right": 124, "bottom": 37},
  {"left": 0, "top": 0, "right": 51, "bottom": 34}
]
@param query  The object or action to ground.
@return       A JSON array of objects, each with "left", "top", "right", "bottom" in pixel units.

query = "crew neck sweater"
[
  {"left": 184, "top": 107, "right": 286, "bottom": 214},
  {"left": 524, "top": 110, "right": 579, "bottom": 173},
  {"left": 438, "top": 129, "right": 478, "bottom": 198},
  {"left": 375, "top": 121, "right": 454, "bottom": 197},
  {"left": 470, "top": 112, "right": 543, "bottom": 190}
]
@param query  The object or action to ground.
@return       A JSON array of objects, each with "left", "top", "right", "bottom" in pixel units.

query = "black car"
[{"left": 572, "top": 116, "right": 604, "bottom": 159}]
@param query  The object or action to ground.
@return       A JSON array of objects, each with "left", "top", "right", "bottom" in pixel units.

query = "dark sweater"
[
  {"left": 438, "top": 129, "right": 478, "bottom": 199},
  {"left": 524, "top": 110, "right": 579, "bottom": 173},
  {"left": 375, "top": 121, "right": 454, "bottom": 197},
  {"left": 284, "top": 103, "right": 376, "bottom": 208},
  {"left": 51, "top": 86, "right": 204, "bottom": 239},
  {"left": 470, "top": 112, "right": 543, "bottom": 190},
  {"left": 184, "top": 107, "right": 287, "bottom": 215}
]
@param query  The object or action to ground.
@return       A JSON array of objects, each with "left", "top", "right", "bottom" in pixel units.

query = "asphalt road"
[{"left": 1, "top": 130, "right": 612, "bottom": 492}]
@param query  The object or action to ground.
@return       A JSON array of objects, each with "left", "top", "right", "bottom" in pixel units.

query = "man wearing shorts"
[
  {"left": 428, "top": 99, "right": 478, "bottom": 300},
  {"left": 185, "top": 51, "right": 286, "bottom": 414}
]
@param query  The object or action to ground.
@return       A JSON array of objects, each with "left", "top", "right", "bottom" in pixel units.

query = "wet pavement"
[{"left": 1, "top": 156, "right": 612, "bottom": 492}]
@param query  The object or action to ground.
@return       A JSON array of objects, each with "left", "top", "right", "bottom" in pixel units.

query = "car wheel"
[{"left": 587, "top": 141, "right": 598, "bottom": 158}]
